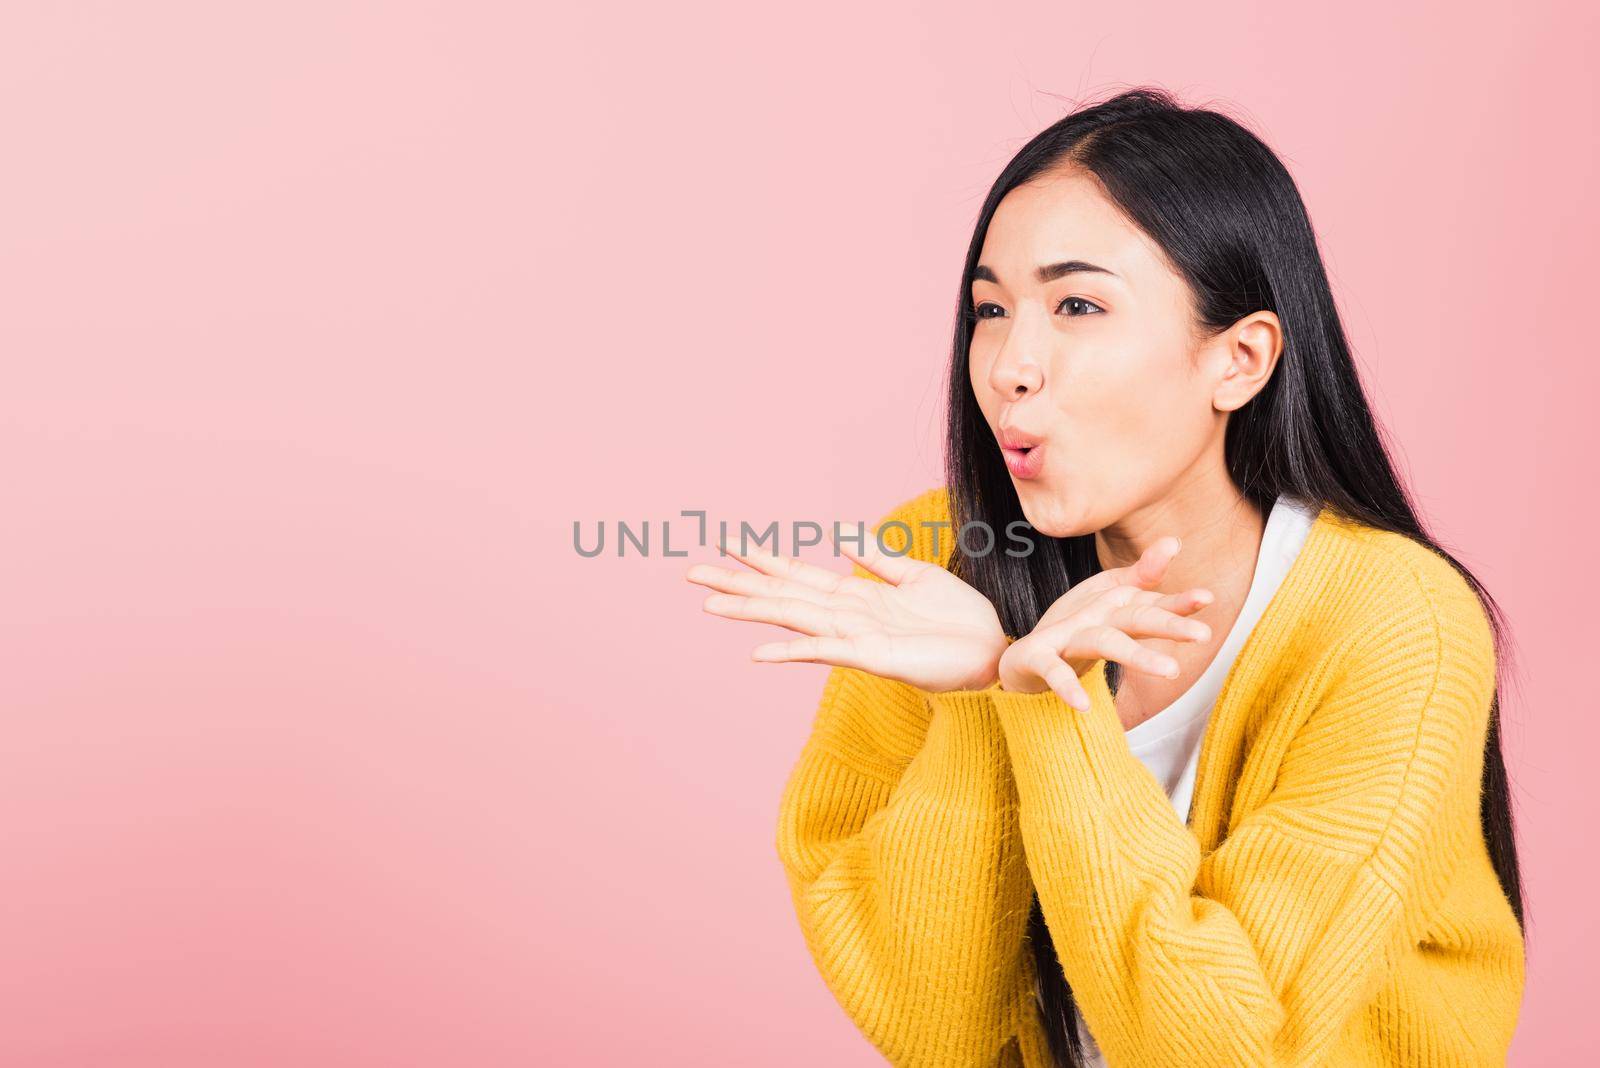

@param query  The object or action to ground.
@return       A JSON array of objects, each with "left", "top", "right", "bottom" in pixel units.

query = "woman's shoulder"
[
  {"left": 1322, "top": 511, "right": 1489, "bottom": 622},
  {"left": 1313, "top": 509, "right": 1498, "bottom": 686}
]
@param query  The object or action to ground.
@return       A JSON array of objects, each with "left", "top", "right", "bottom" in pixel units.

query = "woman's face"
[{"left": 967, "top": 166, "right": 1268, "bottom": 537}]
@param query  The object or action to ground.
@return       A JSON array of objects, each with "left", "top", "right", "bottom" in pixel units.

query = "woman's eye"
[
  {"left": 969, "top": 298, "right": 1103, "bottom": 320},
  {"left": 1058, "top": 296, "right": 1105, "bottom": 317}
]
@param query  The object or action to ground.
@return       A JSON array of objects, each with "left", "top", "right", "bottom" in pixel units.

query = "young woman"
[{"left": 685, "top": 87, "right": 1526, "bottom": 1067}]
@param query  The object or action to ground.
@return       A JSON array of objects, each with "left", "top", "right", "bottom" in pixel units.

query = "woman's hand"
[
  {"left": 998, "top": 535, "right": 1214, "bottom": 710},
  {"left": 685, "top": 532, "right": 1008, "bottom": 693}
]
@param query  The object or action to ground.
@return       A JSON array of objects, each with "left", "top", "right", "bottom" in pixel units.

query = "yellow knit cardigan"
[{"left": 775, "top": 487, "right": 1525, "bottom": 1067}]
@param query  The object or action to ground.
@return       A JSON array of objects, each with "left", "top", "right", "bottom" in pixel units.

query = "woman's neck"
[
  {"left": 1095, "top": 481, "right": 1269, "bottom": 729},
  {"left": 1094, "top": 478, "right": 1265, "bottom": 597}
]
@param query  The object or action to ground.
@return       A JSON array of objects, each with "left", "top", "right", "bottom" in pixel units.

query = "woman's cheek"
[
  {"left": 1056, "top": 352, "right": 1122, "bottom": 421},
  {"left": 968, "top": 346, "right": 996, "bottom": 406}
]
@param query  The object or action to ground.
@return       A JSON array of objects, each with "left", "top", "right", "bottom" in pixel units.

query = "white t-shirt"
[{"left": 1070, "top": 493, "right": 1320, "bottom": 1066}]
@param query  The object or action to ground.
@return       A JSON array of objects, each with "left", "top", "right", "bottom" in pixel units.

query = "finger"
[
  {"left": 1095, "top": 535, "right": 1183, "bottom": 591},
  {"left": 1088, "top": 583, "right": 1146, "bottom": 612},
  {"left": 1041, "top": 657, "right": 1093, "bottom": 712},
  {"left": 1152, "top": 587, "right": 1215, "bottom": 614},
  {"left": 834, "top": 527, "right": 924, "bottom": 586},
  {"left": 1017, "top": 633, "right": 1094, "bottom": 709},
  {"left": 1070, "top": 623, "right": 1181, "bottom": 678},
  {"left": 1032, "top": 619, "right": 1179, "bottom": 679},
  {"left": 1058, "top": 565, "right": 1128, "bottom": 599},
  {"left": 1108, "top": 601, "right": 1212, "bottom": 644},
  {"left": 717, "top": 539, "right": 846, "bottom": 594},
  {"left": 1078, "top": 583, "right": 1165, "bottom": 626},
  {"left": 751, "top": 635, "right": 868, "bottom": 669},
  {"left": 1132, "top": 536, "right": 1184, "bottom": 587},
  {"left": 685, "top": 564, "right": 831, "bottom": 606},
  {"left": 1104, "top": 585, "right": 1214, "bottom": 618},
  {"left": 702, "top": 593, "right": 847, "bottom": 637}
]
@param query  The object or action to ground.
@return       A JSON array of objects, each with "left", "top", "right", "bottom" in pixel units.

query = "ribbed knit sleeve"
[
  {"left": 985, "top": 549, "right": 1508, "bottom": 1066},
  {"left": 773, "top": 488, "right": 1037, "bottom": 1067}
]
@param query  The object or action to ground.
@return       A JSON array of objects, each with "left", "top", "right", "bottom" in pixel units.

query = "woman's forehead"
[{"left": 983, "top": 177, "right": 1159, "bottom": 277}]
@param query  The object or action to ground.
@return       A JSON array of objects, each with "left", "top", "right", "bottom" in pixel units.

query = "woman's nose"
[{"left": 988, "top": 345, "right": 1044, "bottom": 398}]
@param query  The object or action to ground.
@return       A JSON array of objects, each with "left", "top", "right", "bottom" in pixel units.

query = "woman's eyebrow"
[{"left": 973, "top": 260, "right": 1120, "bottom": 284}]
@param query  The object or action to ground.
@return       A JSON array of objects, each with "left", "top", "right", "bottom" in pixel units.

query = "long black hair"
[{"left": 941, "top": 86, "right": 1527, "bottom": 1066}]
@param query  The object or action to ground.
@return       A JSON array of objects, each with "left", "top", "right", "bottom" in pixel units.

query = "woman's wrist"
[
  {"left": 922, "top": 634, "right": 1010, "bottom": 693},
  {"left": 929, "top": 663, "right": 1001, "bottom": 694}
]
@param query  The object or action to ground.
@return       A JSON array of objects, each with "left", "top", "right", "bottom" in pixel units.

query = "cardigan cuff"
[{"left": 992, "top": 659, "right": 1189, "bottom": 834}]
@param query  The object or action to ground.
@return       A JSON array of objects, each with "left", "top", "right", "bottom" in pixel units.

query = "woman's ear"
[{"left": 1211, "top": 311, "right": 1283, "bottom": 413}]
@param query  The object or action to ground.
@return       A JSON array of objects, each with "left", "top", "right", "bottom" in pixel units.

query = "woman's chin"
[{"left": 1015, "top": 487, "right": 1080, "bottom": 538}]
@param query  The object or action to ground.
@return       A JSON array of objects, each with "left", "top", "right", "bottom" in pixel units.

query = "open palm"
[{"left": 685, "top": 533, "right": 1008, "bottom": 693}]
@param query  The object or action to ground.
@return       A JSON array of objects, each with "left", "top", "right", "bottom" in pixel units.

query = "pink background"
[{"left": 1, "top": 2, "right": 1593, "bottom": 1064}]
